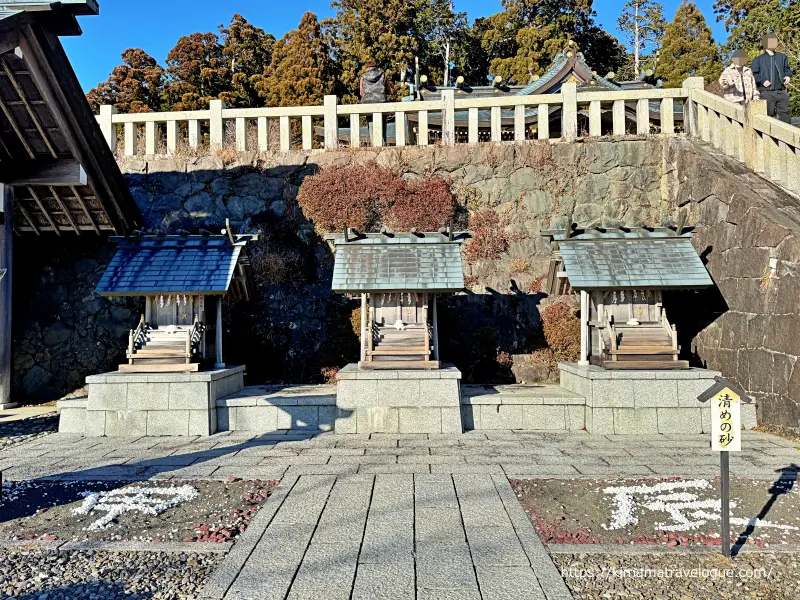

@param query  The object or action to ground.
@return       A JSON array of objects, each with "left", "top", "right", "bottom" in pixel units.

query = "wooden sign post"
[{"left": 698, "top": 376, "right": 754, "bottom": 557}]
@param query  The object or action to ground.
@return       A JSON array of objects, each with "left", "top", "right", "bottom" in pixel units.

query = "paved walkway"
[
  {"left": 202, "top": 473, "right": 571, "bottom": 600},
  {"left": 2, "top": 430, "right": 797, "bottom": 483},
  {"left": 2, "top": 430, "right": 798, "bottom": 600}
]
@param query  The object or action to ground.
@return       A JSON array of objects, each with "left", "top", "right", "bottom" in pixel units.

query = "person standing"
[
  {"left": 751, "top": 33, "right": 793, "bottom": 123},
  {"left": 360, "top": 62, "right": 388, "bottom": 145},
  {"left": 360, "top": 62, "right": 387, "bottom": 104},
  {"left": 719, "top": 49, "right": 760, "bottom": 105}
]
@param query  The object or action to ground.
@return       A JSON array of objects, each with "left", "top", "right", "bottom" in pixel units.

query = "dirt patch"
[
  {"left": 553, "top": 552, "right": 800, "bottom": 600},
  {"left": 512, "top": 476, "right": 800, "bottom": 549},
  {"left": 0, "top": 478, "right": 276, "bottom": 543}
]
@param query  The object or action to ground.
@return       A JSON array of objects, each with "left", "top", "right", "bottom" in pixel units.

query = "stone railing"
[
  {"left": 684, "top": 81, "right": 800, "bottom": 196},
  {"left": 95, "top": 82, "right": 688, "bottom": 155},
  {"left": 96, "top": 76, "right": 799, "bottom": 197}
]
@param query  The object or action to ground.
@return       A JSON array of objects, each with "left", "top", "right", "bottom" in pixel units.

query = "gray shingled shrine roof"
[
  {"left": 542, "top": 228, "right": 713, "bottom": 290},
  {"left": 96, "top": 235, "right": 254, "bottom": 296},
  {"left": 328, "top": 232, "right": 465, "bottom": 293}
]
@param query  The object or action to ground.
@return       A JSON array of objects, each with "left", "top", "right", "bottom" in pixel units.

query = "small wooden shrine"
[
  {"left": 542, "top": 226, "right": 713, "bottom": 369},
  {"left": 327, "top": 230, "right": 466, "bottom": 370},
  {"left": 96, "top": 233, "right": 256, "bottom": 373}
]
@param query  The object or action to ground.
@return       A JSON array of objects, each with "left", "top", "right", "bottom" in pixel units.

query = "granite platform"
[
  {"left": 335, "top": 363, "right": 463, "bottom": 434},
  {"left": 58, "top": 366, "right": 245, "bottom": 436},
  {"left": 558, "top": 363, "right": 757, "bottom": 434}
]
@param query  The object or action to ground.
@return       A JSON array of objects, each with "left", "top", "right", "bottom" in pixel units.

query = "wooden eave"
[{"left": 0, "top": 13, "right": 140, "bottom": 236}]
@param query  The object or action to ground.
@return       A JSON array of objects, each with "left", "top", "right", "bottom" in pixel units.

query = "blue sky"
[{"left": 63, "top": 0, "right": 729, "bottom": 92}]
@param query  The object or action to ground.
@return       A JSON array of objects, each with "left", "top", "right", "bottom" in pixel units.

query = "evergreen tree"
[
  {"left": 327, "top": 0, "right": 418, "bottom": 101},
  {"left": 220, "top": 14, "right": 275, "bottom": 107},
  {"left": 452, "top": 18, "right": 492, "bottom": 85},
  {"left": 413, "top": 0, "right": 468, "bottom": 86},
  {"left": 659, "top": 1, "right": 722, "bottom": 87},
  {"left": 617, "top": 0, "right": 666, "bottom": 77},
  {"left": 165, "top": 32, "right": 230, "bottom": 110},
  {"left": 86, "top": 48, "right": 166, "bottom": 113},
  {"left": 481, "top": 0, "right": 625, "bottom": 84},
  {"left": 257, "top": 12, "right": 337, "bottom": 107}
]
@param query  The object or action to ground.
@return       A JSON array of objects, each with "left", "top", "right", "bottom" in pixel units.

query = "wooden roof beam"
[
  {"left": 3, "top": 159, "right": 86, "bottom": 186},
  {"left": 26, "top": 185, "right": 59, "bottom": 235},
  {"left": 0, "top": 31, "right": 21, "bottom": 56},
  {"left": 1, "top": 57, "right": 57, "bottom": 157}
]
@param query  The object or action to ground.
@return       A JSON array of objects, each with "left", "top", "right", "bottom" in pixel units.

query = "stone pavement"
[
  {"left": 201, "top": 473, "right": 571, "bottom": 600},
  {"left": 2, "top": 430, "right": 798, "bottom": 600},
  {"left": 1, "top": 429, "right": 797, "bottom": 483}
]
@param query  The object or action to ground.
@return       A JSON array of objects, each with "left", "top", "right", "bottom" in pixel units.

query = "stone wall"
[
  {"left": 12, "top": 238, "right": 140, "bottom": 401},
  {"left": 666, "top": 138, "right": 800, "bottom": 431},
  {"left": 13, "top": 137, "right": 800, "bottom": 430}
]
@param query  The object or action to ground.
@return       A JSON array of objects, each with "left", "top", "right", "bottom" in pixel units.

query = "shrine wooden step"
[
  {"left": 128, "top": 349, "right": 190, "bottom": 357},
  {"left": 358, "top": 360, "right": 440, "bottom": 370},
  {"left": 608, "top": 346, "right": 677, "bottom": 355},
  {"left": 369, "top": 347, "right": 430, "bottom": 355},
  {"left": 602, "top": 360, "right": 688, "bottom": 370},
  {"left": 119, "top": 363, "right": 199, "bottom": 373}
]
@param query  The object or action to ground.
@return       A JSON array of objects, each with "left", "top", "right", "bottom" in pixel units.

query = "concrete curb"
[
  {"left": 547, "top": 542, "right": 800, "bottom": 555},
  {"left": 491, "top": 474, "right": 574, "bottom": 600},
  {"left": 0, "top": 539, "right": 232, "bottom": 553},
  {"left": 198, "top": 475, "right": 299, "bottom": 599}
]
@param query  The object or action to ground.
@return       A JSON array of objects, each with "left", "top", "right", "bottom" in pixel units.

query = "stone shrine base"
[
  {"left": 335, "top": 363, "right": 462, "bottom": 434},
  {"left": 58, "top": 366, "right": 244, "bottom": 436},
  {"left": 558, "top": 363, "right": 757, "bottom": 434}
]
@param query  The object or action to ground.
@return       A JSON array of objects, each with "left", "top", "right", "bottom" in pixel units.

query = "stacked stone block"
[
  {"left": 559, "top": 363, "right": 757, "bottom": 434},
  {"left": 58, "top": 367, "right": 244, "bottom": 436},
  {"left": 335, "top": 365, "right": 462, "bottom": 434},
  {"left": 216, "top": 384, "right": 337, "bottom": 432},
  {"left": 460, "top": 385, "right": 585, "bottom": 430}
]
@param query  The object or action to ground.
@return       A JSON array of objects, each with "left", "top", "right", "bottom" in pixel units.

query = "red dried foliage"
[
  {"left": 384, "top": 177, "right": 455, "bottom": 232},
  {"left": 186, "top": 480, "right": 276, "bottom": 543},
  {"left": 298, "top": 164, "right": 455, "bottom": 233},
  {"left": 529, "top": 274, "right": 547, "bottom": 293},
  {"left": 465, "top": 210, "right": 509, "bottom": 263},
  {"left": 540, "top": 302, "right": 580, "bottom": 362},
  {"left": 496, "top": 351, "right": 513, "bottom": 367},
  {"left": 321, "top": 366, "right": 340, "bottom": 384},
  {"left": 297, "top": 163, "right": 405, "bottom": 232}
]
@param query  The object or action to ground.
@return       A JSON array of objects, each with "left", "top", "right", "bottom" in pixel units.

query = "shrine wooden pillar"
[
  {"left": 360, "top": 293, "right": 367, "bottom": 362},
  {"left": 214, "top": 295, "right": 225, "bottom": 369},
  {"left": 579, "top": 290, "right": 590, "bottom": 366},
  {"left": 0, "top": 184, "right": 13, "bottom": 408},
  {"left": 432, "top": 294, "right": 440, "bottom": 361}
]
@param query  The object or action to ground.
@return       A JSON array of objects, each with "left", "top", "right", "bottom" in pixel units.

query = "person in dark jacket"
[
  {"left": 360, "top": 62, "right": 387, "bottom": 104},
  {"left": 751, "top": 34, "right": 793, "bottom": 123},
  {"left": 359, "top": 62, "right": 388, "bottom": 145}
]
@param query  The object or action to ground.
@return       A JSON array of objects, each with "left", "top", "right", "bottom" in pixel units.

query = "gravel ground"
[
  {"left": 513, "top": 477, "right": 800, "bottom": 549},
  {"left": 0, "top": 413, "right": 58, "bottom": 451},
  {"left": 0, "top": 479, "right": 275, "bottom": 543},
  {"left": 553, "top": 551, "right": 800, "bottom": 599},
  {"left": 0, "top": 549, "right": 221, "bottom": 599}
]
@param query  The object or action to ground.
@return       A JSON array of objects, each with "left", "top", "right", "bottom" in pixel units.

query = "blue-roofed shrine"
[{"left": 96, "top": 234, "right": 256, "bottom": 373}]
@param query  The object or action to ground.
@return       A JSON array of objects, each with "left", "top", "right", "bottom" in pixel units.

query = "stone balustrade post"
[
  {"left": 681, "top": 77, "right": 705, "bottom": 137},
  {"left": 561, "top": 82, "right": 578, "bottom": 142},
  {"left": 98, "top": 105, "right": 117, "bottom": 151},
  {"left": 209, "top": 99, "right": 226, "bottom": 150},
  {"left": 441, "top": 89, "right": 455, "bottom": 146},
  {"left": 744, "top": 99, "right": 768, "bottom": 174},
  {"left": 323, "top": 95, "right": 338, "bottom": 149}
]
